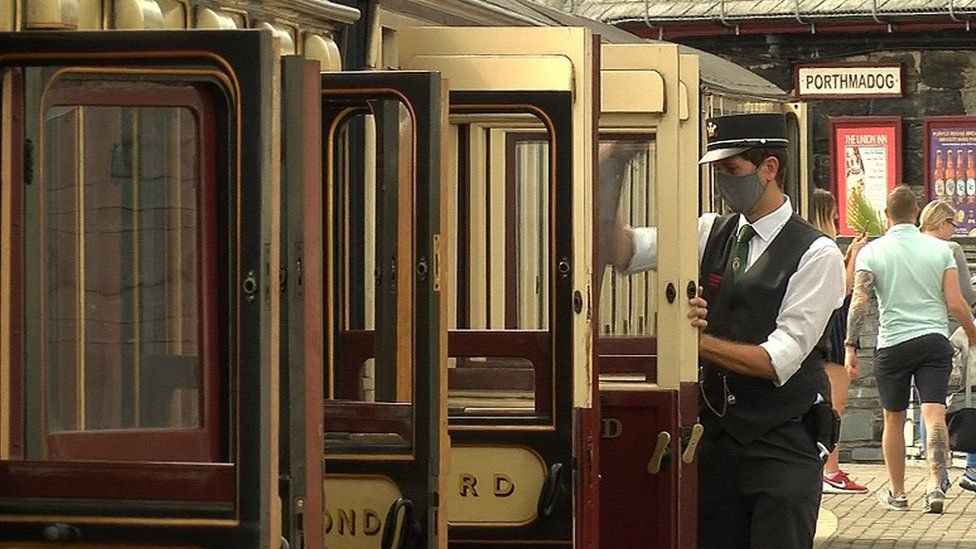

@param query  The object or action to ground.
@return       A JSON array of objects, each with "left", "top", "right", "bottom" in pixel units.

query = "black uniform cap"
[{"left": 699, "top": 113, "right": 789, "bottom": 164}]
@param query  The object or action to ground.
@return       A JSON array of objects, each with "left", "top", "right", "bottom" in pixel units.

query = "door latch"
[
  {"left": 647, "top": 431, "right": 672, "bottom": 474},
  {"left": 681, "top": 423, "right": 705, "bottom": 464}
]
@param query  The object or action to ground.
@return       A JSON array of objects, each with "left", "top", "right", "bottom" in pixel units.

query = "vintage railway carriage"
[{"left": 0, "top": 1, "right": 800, "bottom": 548}]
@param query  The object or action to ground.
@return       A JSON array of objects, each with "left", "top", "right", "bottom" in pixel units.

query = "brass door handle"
[
  {"left": 681, "top": 423, "right": 705, "bottom": 464},
  {"left": 646, "top": 431, "right": 672, "bottom": 474}
]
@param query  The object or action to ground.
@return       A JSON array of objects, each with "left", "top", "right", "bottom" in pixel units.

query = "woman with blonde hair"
[
  {"left": 809, "top": 188, "right": 869, "bottom": 494},
  {"left": 919, "top": 199, "right": 976, "bottom": 493}
]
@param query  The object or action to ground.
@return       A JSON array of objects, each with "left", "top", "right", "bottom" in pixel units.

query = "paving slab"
[{"left": 816, "top": 463, "right": 976, "bottom": 548}]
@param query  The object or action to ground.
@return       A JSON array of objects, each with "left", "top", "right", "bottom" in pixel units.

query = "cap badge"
[{"left": 706, "top": 121, "right": 717, "bottom": 138}]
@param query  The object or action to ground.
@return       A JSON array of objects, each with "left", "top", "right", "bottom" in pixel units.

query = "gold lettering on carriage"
[
  {"left": 448, "top": 446, "right": 547, "bottom": 525},
  {"left": 601, "top": 418, "right": 623, "bottom": 439},
  {"left": 324, "top": 475, "right": 402, "bottom": 548},
  {"left": 459, "top": 473, "right": 516, "bottom": 497},
  {"left": 324, "top": 508, "right": 383, "bottom": 536}
]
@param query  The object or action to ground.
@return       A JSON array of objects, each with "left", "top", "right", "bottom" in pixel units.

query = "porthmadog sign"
[{"left": 794, "top": 63, "right": 902, "bottom": 99}]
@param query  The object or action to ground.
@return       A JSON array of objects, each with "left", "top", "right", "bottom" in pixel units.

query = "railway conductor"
[{"left": 607, "top": 113, "right": 846, "bottom": 548}]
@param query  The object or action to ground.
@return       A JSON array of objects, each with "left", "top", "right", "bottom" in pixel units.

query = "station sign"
[{"left": 794, "top": 63, "right": 902, "bottom": 99}]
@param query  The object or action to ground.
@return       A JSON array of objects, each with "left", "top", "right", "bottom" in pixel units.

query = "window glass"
[
  {"left": 326, "top": 100, "right": 414, "bottom": 454},
  {"left": 448, "top": 124, "right": 552, "bottom": 421},
  {"left": 597, "top": 138, "right": 657, "bottom": 338},
  {"left": 40, "top": 105, "right": 202, "bottom": 434},
  {"left": 15, "top": 75, "right": 220, "bottom": 463}
]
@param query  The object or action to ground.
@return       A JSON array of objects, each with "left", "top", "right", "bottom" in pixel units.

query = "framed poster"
[
  {"left": 924, "top": 116, "right": 976, "bottom": 236},
  {"left": 830, "top": 117, "right": 902, "bottom": 236}
]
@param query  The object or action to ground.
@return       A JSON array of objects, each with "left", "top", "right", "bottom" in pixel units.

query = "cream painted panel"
[
  {"left": 488, "top": 129, "right": 506, "bottom": 329},
  {"left": 467, "top": 127, "right": 488, "bottom": 329},
  {"left": 363, "top": 116, "right": 377, "bottom": 331},
  {"left": 644, "top": 45, "right": 683, "bottom": 390},
  {"left": 601, "top": 43, "right": 672, "bottom": 71},
  {"left": 257, "top": 21, "right": 296, "bottom": 55},
  {"left": 405, "top": 55, "right": 573, "bottom": 93},
  {"left": 679, "top": 81, "right": 690, "bottom": 121},
  {"left": 324, "top": 475, "right": 402, "bottom": 548},
  {"left": 305, "top": 33, "right": 342, "bottom": 71},
  {"left": 678, "top": 53, "right": 701, "bottom": 383},
  {"left": 156, "top": 0, "right": 185, "bottom": 28},
  {"left": 76, "top": 0, "right": 101, "bottom": 29},
  {"left": 194, "top": 6, "right": 241, "bottom": 29},
  {"left": 24, "top": 0, "right": 79, "bottom": 29},
  {"left": 447, "top": 446, "right": 547, "bottom": 525},
  {"left": 113, "top": 0, "right": 162, "bottom": 29},
  {"left": 601, "top": 71, "right": 664, "bottom": 114},
  {"left": 0, "top": 0, "right": 12, "bottom": 30},
  {"left": 446, "top": 123, "right": 459, "bottom": 331}
]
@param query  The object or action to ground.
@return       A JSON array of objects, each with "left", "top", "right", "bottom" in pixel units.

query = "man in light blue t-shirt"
[{"left": 846, "top": 186, "right": 976, "bottom": 515}]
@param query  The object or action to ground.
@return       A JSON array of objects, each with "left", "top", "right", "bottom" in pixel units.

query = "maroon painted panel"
[
  {"left": 0, "top": 461, "right": 234, "bottom": 502},
  {"left": 47, "top": 430, "right": 215, "bottom": 462},
  {"left": 677, "top": 382, "right": 699, "bottom": 549},
  {"left": 596, "top": 337, "right": 658, "bottom": 380},
  {"left": 599, "top": 389, "right": 678, "bottom": 549}
]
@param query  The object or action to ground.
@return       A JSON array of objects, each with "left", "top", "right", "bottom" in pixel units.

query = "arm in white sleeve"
[
  {"left": 759, "top": 237, "right": 846, "bottom": 386},
  {"left": 623, "top": 213, "right": 718, "bottom": 274}
]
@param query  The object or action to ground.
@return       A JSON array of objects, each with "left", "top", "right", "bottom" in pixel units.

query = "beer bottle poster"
[
  {"left": 924, "top": 117, "right": 976, "bottom": 235},
  {"left": 830, "top": 117, "right": 902, "bottom": 236}
]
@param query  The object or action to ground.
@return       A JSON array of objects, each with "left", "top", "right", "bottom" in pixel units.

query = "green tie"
[{"left": 731, "top": 224, "right": 756, "bottom": 282}]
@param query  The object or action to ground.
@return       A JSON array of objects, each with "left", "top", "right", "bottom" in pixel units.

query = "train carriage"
[{"left": 0, "top": 1, "right": 802, "bottom": 548}]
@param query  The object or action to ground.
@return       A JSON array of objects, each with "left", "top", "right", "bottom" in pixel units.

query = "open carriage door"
[
  {"left": 280, "top": 56, "right": 326, "bottom": 549},
  {"left": 0, "top": 31, "right": 280, "bottom": 547},
  {"left": 320, "top": 71, "right": 447, "bottom": 549},
  {"left": 401, "top": 27, "right": 596, "bottom": 547},
  {"left": 595, "top": 44, "right": 700, "bottom": 549}
]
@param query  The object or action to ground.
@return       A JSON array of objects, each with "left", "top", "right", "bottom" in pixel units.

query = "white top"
[{"left": 625, "top": 198, "right": 846, "bottom": 386}]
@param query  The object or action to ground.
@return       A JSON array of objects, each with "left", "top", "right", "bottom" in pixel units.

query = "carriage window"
[
  {"left": 326, "top": 100, "right": 415, "bottom": 455},
  {"left": 597, "top": 137, "right": 656, "bottom": 338},
  {"left": 18, "top": 77, "right": 220, "bottom": 463},
  {"left": 448, "top": 124, "right": 553, "bottom": 422}
]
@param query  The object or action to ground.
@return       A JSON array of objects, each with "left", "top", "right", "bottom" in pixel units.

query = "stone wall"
[{"left": 840, "top": 295, "right": 886, "bottom": 463}]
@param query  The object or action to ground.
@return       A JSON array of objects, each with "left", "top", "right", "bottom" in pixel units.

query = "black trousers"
[{"left": 697, "top": 419, "right": 822, "bottom": 549}]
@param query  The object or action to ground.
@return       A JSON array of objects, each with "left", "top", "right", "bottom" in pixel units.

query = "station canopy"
[{"left": 532, "top": 0, "right": 976, "bottom": 24}]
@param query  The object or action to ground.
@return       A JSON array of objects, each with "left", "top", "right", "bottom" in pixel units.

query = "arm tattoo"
[{"left": 845, "top": 270, "right": 875, "bottom": 347}]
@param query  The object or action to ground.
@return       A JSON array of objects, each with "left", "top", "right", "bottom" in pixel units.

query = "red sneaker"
[{"left": 822, "top": 470, "right": 868, "bottom": 494}]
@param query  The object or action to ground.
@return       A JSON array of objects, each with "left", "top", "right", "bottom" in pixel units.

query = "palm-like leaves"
[{"left": 846, "top": 186, "right": 886, "bottom": 236}]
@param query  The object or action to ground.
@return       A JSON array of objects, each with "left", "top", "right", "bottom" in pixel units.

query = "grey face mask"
[{"left": 715, "top": 164, "right": 768, "bottom": 214}]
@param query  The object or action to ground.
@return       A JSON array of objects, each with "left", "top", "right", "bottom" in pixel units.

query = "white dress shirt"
[{"left": 625, "top": 198, "right": 846, "bottom": 386}]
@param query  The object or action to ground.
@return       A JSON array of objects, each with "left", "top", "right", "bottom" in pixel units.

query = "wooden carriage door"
[
  {"left": 594, "top": 44, "right": 701, "bottom": 549},
  {"left": 0, "top": 30, "right": 279, "bottom": 547},
  {"left": 401, "top": 27, "right": 596, "bottom": 547},
  {"left": 280, "top": 56, "right": 326, "bottom": 549},
  {"left": 320, "top": 70, "right": 447, "bottom": 549}
]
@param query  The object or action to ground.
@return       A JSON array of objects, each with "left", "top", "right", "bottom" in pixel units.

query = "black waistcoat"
[{"left": 699, "top": 213, "right": 830, "bottom": 444}]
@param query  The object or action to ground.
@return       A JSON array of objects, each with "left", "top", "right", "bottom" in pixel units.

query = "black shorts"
[{"left": 874, "top": 333, "right": 953, "bottom": 412}]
